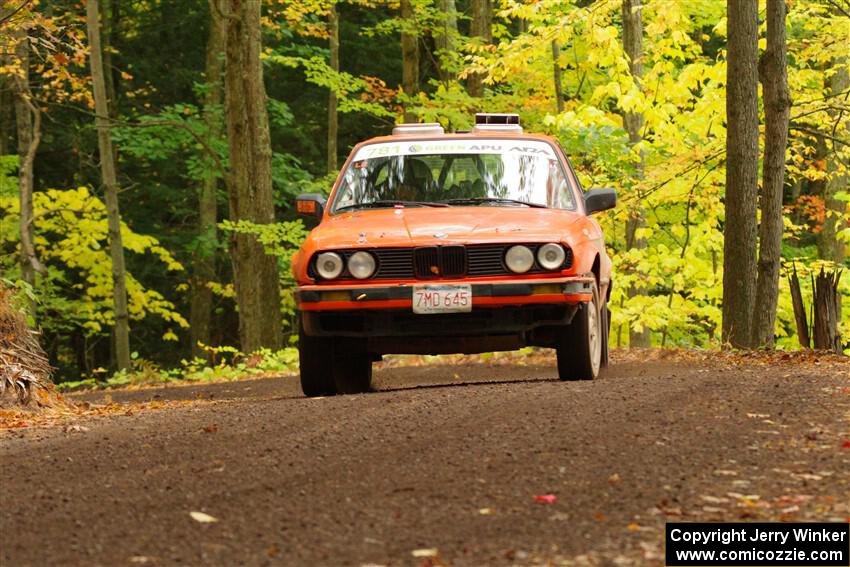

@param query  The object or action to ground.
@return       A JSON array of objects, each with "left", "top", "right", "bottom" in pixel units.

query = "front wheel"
[
  {"left": 556, "top": 282, "right": 604, "bottom": 381},
  {"left": 299, "top": 320, "right": 337, "bottom": 397},
  {"left": 333, "top": 340, "right": 373, "bottom": 394}
]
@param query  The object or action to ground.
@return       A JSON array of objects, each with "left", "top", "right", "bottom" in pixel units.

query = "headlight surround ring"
[
  {"left": 347, "top": 251, "right": 377, "bottom": 279},
  {"left": 505, "top": 245, "right": 535, "bottom": 274},
  {"left": 315, "top": 251, "right": 344, "bottom": 280},
  {"left": 537, "top": 243, "right": 566, "bottom": 271}
]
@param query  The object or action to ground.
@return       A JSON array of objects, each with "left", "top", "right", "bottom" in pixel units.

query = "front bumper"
[{"left": 295, "top": 276, "right": 595, "bottom": 312}]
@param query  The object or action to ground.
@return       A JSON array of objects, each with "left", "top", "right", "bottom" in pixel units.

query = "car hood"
[{"left": 307, "top": 206, "right": 585, "bottom": 249}]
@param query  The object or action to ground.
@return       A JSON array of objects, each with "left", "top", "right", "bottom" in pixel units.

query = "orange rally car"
[{"left": 292, "top": 114, "right": 616, "bottom": 396}]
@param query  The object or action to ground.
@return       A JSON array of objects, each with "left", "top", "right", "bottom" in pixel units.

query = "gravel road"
[{"left": 2, "top": 354, "right": 849, "bottom": 566}]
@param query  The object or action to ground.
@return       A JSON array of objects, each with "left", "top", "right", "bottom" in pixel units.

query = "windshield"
[{"left": 330, "top": 139, "right": 577, "bottom": 213}]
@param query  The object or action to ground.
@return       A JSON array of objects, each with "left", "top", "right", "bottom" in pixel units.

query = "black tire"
[
  {"left": 299, "top": 321, "right": 336, "bottom": 397},
  {"left": 556, "top": 282, "right": 604, "bottom": 381},
  {"left": 333, "top": 345, "right": 373, "bottom": 395},
  {"left": 601, "top": 302, "right": 610, "bottom": 368}
]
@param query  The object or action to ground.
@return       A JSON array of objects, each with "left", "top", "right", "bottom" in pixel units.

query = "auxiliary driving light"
[
  {"left": 316, "top": 252, "right": 344, "bottom": 280},
  {"left": 537, "top": 243, "right": 566, "bottom": 270},
  {"left": 348, "top": 251, "right": 377, "bottom": 279},
  {"left": 505, "top": 245, "right": 535, "bottom": 273}
]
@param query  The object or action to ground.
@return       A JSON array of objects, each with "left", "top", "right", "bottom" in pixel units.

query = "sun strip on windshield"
[{"left": 351, "top": 139, "right": 558, "bottom": 161}]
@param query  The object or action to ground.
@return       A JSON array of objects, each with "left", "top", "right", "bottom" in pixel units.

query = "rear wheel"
[
  {"left": 299, "top": 321, "right": 336, "bottom": 397},
  {"left": 556, "top": 282, "right": 603, "bottom": 381}
]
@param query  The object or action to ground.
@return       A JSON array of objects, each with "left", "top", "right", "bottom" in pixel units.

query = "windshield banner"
[{"left": 352, "top": 139, "right": 558, "bottom": 161}]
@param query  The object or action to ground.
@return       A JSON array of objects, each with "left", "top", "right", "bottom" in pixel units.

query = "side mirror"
[
  {"left": 584, "top": 188, "right": 617, "bottom": 214},
  {"left": 295, "top": 193, "right": 326, "bottom": 220}
]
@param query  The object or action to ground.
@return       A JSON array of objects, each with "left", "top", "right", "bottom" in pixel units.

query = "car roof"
[{"left": 356, "top": 130, "right": 562, "bottom": 148}]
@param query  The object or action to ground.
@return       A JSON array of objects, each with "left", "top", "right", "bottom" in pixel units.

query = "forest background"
[{"left": 0, "top": 0, "right": 847, "bottom": 386}]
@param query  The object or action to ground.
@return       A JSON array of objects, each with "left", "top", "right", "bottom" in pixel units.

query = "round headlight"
[
  {"left": 348, "top": 251, "right": 377, "bottom": 279},
  {"left": 315, "top": 252, "right": 343, "bottom": 280},
  {"left": 505, "top": 245, "right": 535, "bottom": 273},
  {"left": 537, "top": 243, "right": 566, "bottom": 270}
]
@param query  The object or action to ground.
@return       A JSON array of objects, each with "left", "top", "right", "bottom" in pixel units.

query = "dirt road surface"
[{"left": 2, "top": 353, "right": 849, "bottom": 566}]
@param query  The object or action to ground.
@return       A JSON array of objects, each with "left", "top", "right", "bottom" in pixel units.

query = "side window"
[
  {"left": 555, "top": 142, "right": 584, "bottom": 194},
  {"left": 546, "top": 160, "right": 575, "bottom": 209},
  {"left": 565, "top": 159, "right": 585, "bottom": 193}
]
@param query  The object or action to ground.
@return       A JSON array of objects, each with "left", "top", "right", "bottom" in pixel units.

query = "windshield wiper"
[
  {"left": 441, "top": 197, "right": 547, "bottom": 208},
  {"left": 335, "top": 200, "right": 449, "bottom": 212}
]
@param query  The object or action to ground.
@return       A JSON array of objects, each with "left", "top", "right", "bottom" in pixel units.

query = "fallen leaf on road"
[
  {"left": 190, "top": 511, "right": 218, "bottom": 523},
  {"left": 202, "top": 424, "right": 218, "bottom": 433},
  {"left": 608, "top": 473, "right": 621, "bottom": 484},
  {"left": 841, "top": 440, "right": 850, "bottom": 449},
  {"left": 535, "top": 494, "right": 558, "bottom": 504},
  {"left": 411, "top": 549, "right": 438, "bottom": 558},
  {"left": 478, "top": 508, "right": 494, "bottom": 515},
  {"left": 793, "top": 473, "right": 823, "bottom": 481},
  {"left": 714, "top": 469, "right": 738, "bottom": 476},
  {"left": 63, "top": 424, "right": 89, "bottom": 433},
  {"left": 627, "top": 523, "right": 640, "bottom": 531}
]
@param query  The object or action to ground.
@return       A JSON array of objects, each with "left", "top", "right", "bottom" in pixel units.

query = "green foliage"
[
  {"left": 0, "top": 182, "right": 188, "bottom": 338},
  {"left": 56, "top": 347, "right": 300, "bottom": 391}
]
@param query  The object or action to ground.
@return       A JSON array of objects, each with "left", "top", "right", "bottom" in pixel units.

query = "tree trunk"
[
  {"left": 12, "top": 31, "right": 42, "bottom": 316},
  {"left": 751, "top": 0, "right": 791, "bottom": 349},
  {"left": 817, "top": 58, "right": 848, "bottom": 263},
  {"left": 0, "top": 64, "right": 13, "bottom": 155},
  {"left": 467, "top": 0, "right": 491, "bottom": 98},
  {"left": 102, "top": 0, "right": 120, "bottom": 120},
  {"left": 400, "top": 0, "right": 419, "bottom": 122},
  {"left": 812, "top": 268, "right": 842, "bottom": 352},
  {"left": 327, "top": 2, "right": 339, "bottom": 173},
  {"left": 787, "top": 264, "right": 810, "bottom": 348},
  {"left": 87, "top": 0, "right": 131, "bottom": 371},
  {"left": 223, "top": 0, "right": 283, "bottom": 352},
  {"left": 552, "top": 41, "right": 564, "bottom": 113},
  {"left": 190, "top": 1, "right": 226, "bottom": 359},
  {"left": 621, "top": 0, "right": 650, "bottom": 348},
  {"left": 434, "top": 0, "right": 457, "bottom": 82},
  {"left": 721, "top": 0, "right": 759, "bottom": 349}
]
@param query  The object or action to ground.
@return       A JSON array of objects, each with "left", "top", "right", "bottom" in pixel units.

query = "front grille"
[
  {"left": 413, "top": 247, "right": 440, "bottom": 279},
  {"left": 441, "top": 245, "right": 467, "bottom": 277},
  {"left": 309, "top": 243, "right": 572, "bottom": 281}
]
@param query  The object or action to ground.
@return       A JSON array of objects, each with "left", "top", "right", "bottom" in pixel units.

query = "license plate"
[{"left": 412, "top": 284, "right": 472, "bottom": 314}]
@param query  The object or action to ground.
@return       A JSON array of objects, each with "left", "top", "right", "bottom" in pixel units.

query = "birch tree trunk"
[
  {"left": 751, "top": 0, "right": 791, "bottom": 348},
  {"left": 722, "top": 0, "right": 759, "bottom": 349},
  {"left": 190, "top": 1, "right": 226, "bottom": 359},
  {"left": 87, "top": 0, "right": 131, "bottom": 370},
  {"left": 327, "top": 2, "right": 339, "bottom": 172},
  {"left": 621, "top": 0, "right": 650, "bottom": 348},
  {"left": 467, "top": 0, "right": 491, "bottom": 98},
  {"left": 400, "top": 0, "right": 419, "bottom": 123},
  {"left": 223, "top": 0, "right": 283, "bottom": 352}
]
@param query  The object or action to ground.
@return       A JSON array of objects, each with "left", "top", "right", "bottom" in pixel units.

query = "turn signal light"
[{"left": 297, "top": 200, "right": 317, "bottom": 214}]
